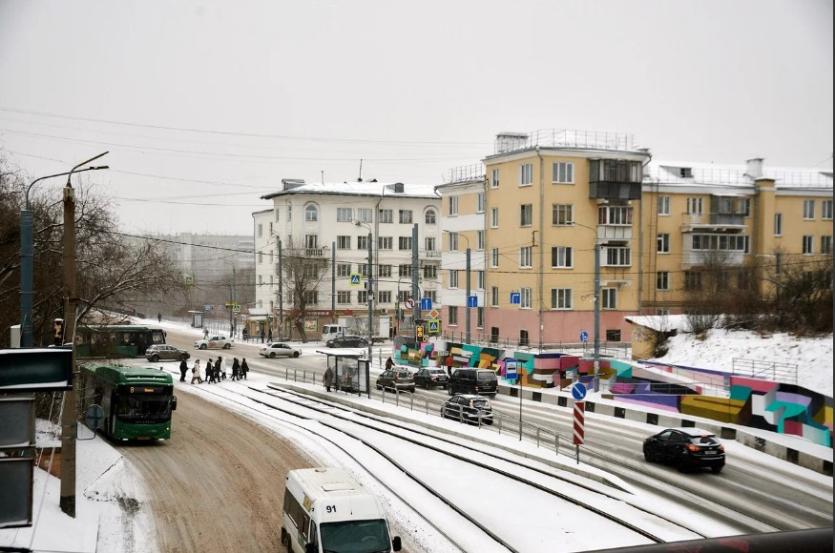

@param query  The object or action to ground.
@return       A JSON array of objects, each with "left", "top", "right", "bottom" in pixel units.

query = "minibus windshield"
[{"left": 320, "top": 518, "right": 390, "bottom": 553}]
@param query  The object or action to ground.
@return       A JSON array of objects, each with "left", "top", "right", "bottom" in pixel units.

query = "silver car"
[
  {"left": 260, "top": 342, "right": 301, "bottom": 358},
  {"left": 145, "top": 344, "right": 190, "bottom": 362}
]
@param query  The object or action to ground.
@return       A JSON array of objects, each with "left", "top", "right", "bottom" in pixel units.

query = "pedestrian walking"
[
  {"left": 323, "top": 366, "right": 334, "bottom": 392},
  {"left": 260, "top": 328, "right": 265, "bottom": 343},
  {"left": 215, "top": 357, "right": 223, "bottom": 382},
  {"left": 203, "top": 328, "right": 209, "bottom": 339},
  {"left": 232, "top": 358, "right": 240, "bottom": 381},
  {"left": 178, "top": 358, "right": 188, "bottom": 382},
  {"left": 243, "top": 328, "right": 249, "bottom": 342},
  {"left": 157, "top": 312, "right": 162, "bottom": 323},
  {"left": 385, "top": 356, "right": 394, "bottom": 371},
  {"left": 267, "top": 328, "right": 273, "bottom": 342},
  {"left": 241, "top": 358, "right": 249, "bottom": 380},
  {"left": 191, "top": 360, "right": 203, "bottom": 384}
]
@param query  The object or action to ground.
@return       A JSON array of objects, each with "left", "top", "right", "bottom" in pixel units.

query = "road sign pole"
[
  {"left": 465, "top": 246, "right": 471, "bottom": 344},
  {"left": 411, "top": 223, "right": 419, "bottom": 344}
]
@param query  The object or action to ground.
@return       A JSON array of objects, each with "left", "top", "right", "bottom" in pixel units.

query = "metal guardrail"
[{"left": 732, "top": 358, "right": 798, "bottom": 385}]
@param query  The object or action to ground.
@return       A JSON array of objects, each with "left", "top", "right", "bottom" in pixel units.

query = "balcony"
[
  {"left": 589, "top": 159, "right": 643, "bottom": 200},
  {"left": 423, "top": 250, "right": 441, "bottom": 258},
  {"left": 709, "top": 213, "right": 745, "bottom": 226},
  {"left": 597, "top": 225, "right": 632, "bottom": 242},
  {"left": 305, "top": 248, "right": 324, "bottom": 257}
]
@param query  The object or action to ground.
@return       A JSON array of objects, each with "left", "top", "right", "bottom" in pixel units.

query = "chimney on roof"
[
  {"left": 281, "top": 178, "right": 305, "bottom": 191},
  {"left": 745, "top": 158, "right": 764, "bottom": 179},
  {"left": 393, "top": 182, "right": 404, "bottom": 193},
  {"left": 495, "top": 132, "right": 529, "bottom": 154}
]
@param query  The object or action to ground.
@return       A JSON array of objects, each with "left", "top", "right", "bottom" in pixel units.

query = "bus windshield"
[
  {"left": 115, "top": 392, "right": 172, "bottom": 423},
  {"left": 320, "top": 519, "right": 390, "bottom": 553}
]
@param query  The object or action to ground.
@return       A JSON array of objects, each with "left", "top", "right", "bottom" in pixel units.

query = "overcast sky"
[{"left": 0, "top": 0, "right": 831, "bottom": 235}]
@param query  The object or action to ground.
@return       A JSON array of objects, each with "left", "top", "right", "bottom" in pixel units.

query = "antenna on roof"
[
  {"left": 321, "top": 170, "right": 324, "bottom": 184},
  {"left": 358, "top": 158, "right": 363, "bottom": 182}
]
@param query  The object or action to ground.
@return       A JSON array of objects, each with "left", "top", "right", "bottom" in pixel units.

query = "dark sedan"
[
  {"left": 643, "top": 427, "right": 725, "bottom": 473},
  {"left": 440, "top": 394, "right": 493, "bottom": 425},
  {"left": 414, "top": 368, "right": 449, "bottom": 390},
  {"left": 326, "top": 335, "right": 369, "bottom": 348}
]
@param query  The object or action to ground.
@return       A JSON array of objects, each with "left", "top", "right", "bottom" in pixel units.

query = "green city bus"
[
  {"left": 75, "top": 325, "right": 166, "bottom": 359},
  {"left": 81, "top": 364, "right": 177, "bottom": 441}
]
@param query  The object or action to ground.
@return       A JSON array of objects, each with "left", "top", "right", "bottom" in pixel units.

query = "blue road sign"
[
  {"left": 350, "top": 273, "right": 361, "bottom": 286},
  {"left": 509, "top": 292, "right": 521, "bottom": 305},
  {"left": 467, "top": 295, "right": 478, "bottom": 308},
  {"left": 427, "top": 319, "right": 441, "bottom": 334},
  {"left": 571, "top": 382, "right": 587, "bottom": 402},
  {"left": 580, "top": 330, "right": 589, "bottom": 343},
  {"left": 420, "top": 297, "right": 432, "bottom": 311}
]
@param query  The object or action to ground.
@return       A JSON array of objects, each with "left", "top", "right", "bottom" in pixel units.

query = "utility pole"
[
  {"left": 60, "top": 184, "right": 78, "bottom": 517},
  {"left": 232, "top": 265, "right": 236, "bottom": 336},
  {"left": 411, "top": 224, "right": 419, "bottom": 341},
  {"left": 331, "top": 241, "right": 336, "bottom": 323},
  {"left": 593, "top": 238, "right": 601, "bottom": 393},
  {"left": 278, "top": 240, "right": 283, "bottom": 339},
  {"left": 465, "top": 246, "right": 472, "bottom": 344},
  {"left": 366, "top": 231, "right": 373, "bottom": 362}
]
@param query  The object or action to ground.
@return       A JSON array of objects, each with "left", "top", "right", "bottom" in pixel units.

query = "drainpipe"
[{"left": 536, "top": 147, "right": 545, "bottom": 352}]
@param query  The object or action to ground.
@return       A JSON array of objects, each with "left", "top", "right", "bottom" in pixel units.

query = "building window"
[
  {"left": 303, "top": 291, "right": 319, "bottom": 304},
  {"left": 604, "top": 247, "right": 631, "bottom": 266},
  {"left": 687, "top": 197, "right": 703, "bottom": 215},
  {"left": 823, "top": 200, "right": 833, "bottom": 220},
  {"left": 601, "top": 288, "right": 617, "bottom": 310},
  {"left": 448, "top": 306, "right": 458, "bottom": 325},
  {"left": 337, "top": 235, "right": 351, "bottom": 249},
  {"left": 519, "top": 246, "right": 533, "bottom": 268},
  {"left": 379, "top": 209, "right": 393, "bottom": 223},
  {"left": 337, "top": 263, "right": 352, "bottom": 277},
  {"left": 337, "top": 207, "right": 353, "bottom": 222},
  {"left": 477, "top": 230, "right": 485, "bottom": 250},
  {"left": 774, "top": 213, "right": 782, "bottom": 236},
  {"left": 423, "top": 290, "right": 437, "bottom": 303},
  {"left": 258, "top": 274, "right": 263, "bottom": 284},
  {"left": 287, "top": 205, "right": 293, "bottom": 222},
  {"left": 358, "top": 290, "right": 368, "bottom": 304},
  {"left": 423, "top": 264, "right": 438, "bottom": 279},
  {"left": 398, "top": 236, "right": 412, "bottom": 250},
  {"left": 802, "top": 235, "right": 813, "bottom": 254},
  {"left": 803, "top": 200, "right": 815, "bottom": 219},
  {"left": 257, "top": 224, "right": 263, "bottom": 237},
  {"left": 552, "top": 204, "right": 573, "bottom": 225},
  {"left": 491, "top": 168, "right": 500, "bottom": 188},
  {"left": 357, "top": 235, "right": 368, "bottom": 250},
  {"left": 692, "top": 234, "right": 749, "bottom": 252},
  {"left": 657, "top": 233, "right": 670, "bottom": 253},
  {"left": 397, "top": 290, "right": 412, "bottom": 302},
  {"left": 378, "top": 291, "right": 391, "bottom": 304},
  {"left": 606, "top": 329, "right": 622, "bottom": 342},
  {"left": 658, "top": 196, "right": 670, "bottom": 216},
  {"left": 476, "top": 307, "right": 484, "bottom": 329},
  {"left": 378, "top": 265, "right": 392, "bottom": 277},
  {"left": 425, "top": 209, "right": 437, "bottom": 224},
  {"left": 378, "top": 236, "right": 393, "bottom": 250},
  {"left": 657, "top": 271, "right": 669, "bottom": 290},
  {"left": 520, "top": 163, "right": 533, "bottom": 186},
  {"left": 656, "top": 308, "right": 670, "bottom": 316},
  {"left": 490, "top": 207, "right": 499, "bottom": 228},
  {"left": 519, "top": 329, "right": 529, "bottom": 346},
  {"left": 425, "top": 237, "right": 436, "bottom": 252},
  {"left": 490, "top": 327, "right": 500, "bottom": 342},
  {"left": 258, "top": 251, "right": 263, "bottom": 264},
  {"left": 337, "top": 291, "right": 351, "bottom": 304},
  {"left": 399, "top": 209, "right": 413, "bottom": 224},
  {"left": 551, "top": 246, "right": 573, "bottom": 268},
  {"left": 477, "top": 270, "right": 485, "bottom": 290},
  {"left": 305, "top": 204, "right": 319, "bottom": 222},
  {"left": 520, "top": 204, "right": 533, "bottom": 226},
  {"left": 476, "top": 192, "right": 485, "bottom": 213},
  {"left": 550, "top": 288, "right": 572, "bottom": 310},
  {"left": 821, "top": 236, "right": 832, "bottom": 255},
  {"left": 357, "top": 208, "right": 373, "bottom": 223},
  {"left": 448, "top": 196, "right": 459, "bottom": 216},
  {"left": 491, "top": 286, "right": 499, "bottom": 306},
  {"left": 598, "top": 206, "right": 633, "bottom": 225},
  {"left": 449, "top": 270, "right": 459, "bottom": 288},
  {"left": 491, "top": 248, "right": 499, "bottom": 267},
  {"left": 268, "top": 222, "right": 273, "bottom": 235},
  {"left": 552, "top": 161, "right": 574, "bottom": 184},
  {"left": 304, "top": 234, "right": 319, "bottom": 249},
  {"left": 448, "top": 232, "right": 459, "bottom": 251},
  {"left": 399, "top": 264, "right": 412, "bottom": 278},
  {"left": 684, "top": 271, "right": 702, "bottom": 290},
  {"left": 520, "top": 287, "right": 532, "bottom": 309}
]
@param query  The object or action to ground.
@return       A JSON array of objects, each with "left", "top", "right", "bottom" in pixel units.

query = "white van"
[
  {"left": 321, "top": 324, "right": 347, "bottom": 341},
  {"left": 281, "top": 467, "right": 402, "bottom": 553}
]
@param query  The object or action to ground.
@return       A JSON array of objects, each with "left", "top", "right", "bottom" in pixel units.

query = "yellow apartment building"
[{"left": 440, "top": 131, "right": 833, "bottom": 348}]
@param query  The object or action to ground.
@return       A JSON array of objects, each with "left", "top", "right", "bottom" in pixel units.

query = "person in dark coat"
[
  {"left": 385, "top": 357, "right": 394, "bottom": 371},
  {"left": 241, "top": 358, "right": 249, "bottom": 380},
  {"left": 215, "top": 357, "right": 223, "bottom": 382},
  {"left": 323, "top": 367, "right": 334, "bottom": 392},
  {"left": 267, "top": 328, "right": 273, "bottom": 342},
  {"left": 179, "top": 359, "right": 188, "bottom": 382},
  {"left": 232, "top": 358, "right": 240, "bottom": 381},
  {"left": 260, "top": 329, "right": 265, "bottom": 343}
]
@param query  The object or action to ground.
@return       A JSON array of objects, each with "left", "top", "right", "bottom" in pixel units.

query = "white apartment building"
[{"left": 253, "top": 179, "right": 442, "bottom": 337}]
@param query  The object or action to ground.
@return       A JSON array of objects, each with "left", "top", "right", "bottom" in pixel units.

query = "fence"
[
  {"left": 732, "top": 358, "right": 798, "bottom": 386},
  {"left": 438, "top": 331, "right": 630, "bottom": 358}
]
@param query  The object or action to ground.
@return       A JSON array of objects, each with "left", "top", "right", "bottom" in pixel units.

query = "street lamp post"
[{"left": 19, "top": 154, "right": 109, "bottom": 347}]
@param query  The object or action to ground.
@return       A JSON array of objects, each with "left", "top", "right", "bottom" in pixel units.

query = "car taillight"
[
  {"left": 718, "top": 444, "right": 725, "bottom": 452},
  {"left": 686, "top": 444, "right": 700, "bottom": 452}
]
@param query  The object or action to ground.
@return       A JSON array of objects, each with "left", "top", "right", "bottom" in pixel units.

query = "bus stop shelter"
[{"left": 316, "top": 349, "right": 370, "bottom": 398}]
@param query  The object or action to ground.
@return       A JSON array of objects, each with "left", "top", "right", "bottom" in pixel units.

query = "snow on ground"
[
  {"left": 651, "top": 328, "right": 833, "bottom": 396},
  {"left": 0, "top": 434, "right": 154, "bottom": 553}
]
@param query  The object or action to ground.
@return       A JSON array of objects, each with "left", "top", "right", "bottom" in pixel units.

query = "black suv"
[
  {"left": 441, "top": 394, "right": 493, "bottom": 425},
  {"left": 643, "top": 428, "right": 725, "bottom": 473},
  {"left": 326, "top": 335, "right": 369, "bottom": 348},
  {"left": 414, "top": 368, "right": 449, "bottom": 390},
  {"left": 448, "top": 368, "right": 498, "bottom": 396}
]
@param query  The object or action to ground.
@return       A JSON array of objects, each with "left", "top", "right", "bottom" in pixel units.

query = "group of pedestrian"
[{"left": 230, "top": 357, "right": 249, "bottom": 381}]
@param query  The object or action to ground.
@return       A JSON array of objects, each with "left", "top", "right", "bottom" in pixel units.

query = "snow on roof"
[
  {"left": 624, "top": 314, "right": 691, "bottom": 333},
  {"left": 261, "top": 180, "right": 439, "bottom": 200},
  {"left": 645, "top": 160, "right": 832, "bottom": 190}
]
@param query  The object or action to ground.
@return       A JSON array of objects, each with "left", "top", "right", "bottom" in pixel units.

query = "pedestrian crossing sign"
[
  {"left": 427, "top": 319, "right": 441, "bottom": 335},
  {"left": 350, "top": 273, "right": 361, "bottom": 286}
]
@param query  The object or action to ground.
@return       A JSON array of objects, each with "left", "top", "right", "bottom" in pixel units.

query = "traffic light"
[{"left": 416, "top": 324, "right": 424, "bottom": 340}]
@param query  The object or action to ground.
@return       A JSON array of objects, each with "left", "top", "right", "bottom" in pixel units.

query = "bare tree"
[{"left": 281, "top": 240, "right": 328, "bottom": 342}]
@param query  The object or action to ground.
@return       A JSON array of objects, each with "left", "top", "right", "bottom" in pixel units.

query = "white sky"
[{"left": 0, "top": 0, "right": 831, "bottom": 235}]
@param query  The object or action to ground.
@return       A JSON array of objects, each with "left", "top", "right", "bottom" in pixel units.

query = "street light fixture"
[{"left": 19, "top": 152, "right": 109, "bottom": 347}]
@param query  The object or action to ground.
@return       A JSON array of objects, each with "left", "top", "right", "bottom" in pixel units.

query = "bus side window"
[
  {"left": 309, "top": 522, "right": 319, "bottom": 551},
  {"left": 301, "top": 513, "right": 310, "bottom": 540}
]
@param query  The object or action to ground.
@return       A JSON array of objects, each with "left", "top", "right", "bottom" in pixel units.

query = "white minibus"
[{"left": 281, "top": 467, "right": 402, "bottom": 553}]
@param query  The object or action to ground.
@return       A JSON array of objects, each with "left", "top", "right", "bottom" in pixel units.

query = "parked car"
[
  {"left": 260, "top": 342, "right": 301, "bottom": 358},
  {"left": 448, "top": 368, "right": 498, "bottom": 396},
  {"left": 376, "top": 369, "right": 415, "bottom": 393},
  {"left": 326, "top": 335, "right": 369, "bottom": 348},
  {"left": 193, "top": 335, "right": 233, "bottom": 350},
  {"left": 144, "top": 344, "right": 190, "bottom": 362},
  {"left": 414, "top": 368, "right": 449, "bottom": 389},
  {"left": 440, "top": 394, "right": 493, "bottom": 425},
  {"left": 643, "top": 428, "right": 725, "bottom": 473}
]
